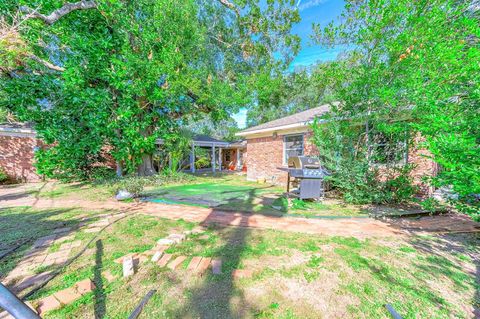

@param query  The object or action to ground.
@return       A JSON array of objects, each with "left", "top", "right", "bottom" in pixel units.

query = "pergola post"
[
  {"left": 218, "top": 147, "right": 222, "bottom": 171},
  {"left": 212, "top": 145, "right": 216, "bottom": 172},
  {"left": 236, "top": 148, "right": 241, "bottom": 170},
  {"left": 190, "top": 143, "right": 195, "bottom": 173}
]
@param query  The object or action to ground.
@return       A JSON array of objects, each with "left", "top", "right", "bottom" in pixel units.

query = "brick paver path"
[
  {"left": 2, "top": 183, "right": 478, "bottom": 238},
  {"left": 2, "top": 232, "right": 81, "bottom": 293}
]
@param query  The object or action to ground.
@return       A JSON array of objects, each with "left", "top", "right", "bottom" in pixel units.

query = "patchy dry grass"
[{"left": 1, "top": 207, "right": 478, "bottom": 318}]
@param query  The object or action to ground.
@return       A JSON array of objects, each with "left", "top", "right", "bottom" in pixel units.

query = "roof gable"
[{"left": 237, "top": 103, "right": 334, "bottom": 136}]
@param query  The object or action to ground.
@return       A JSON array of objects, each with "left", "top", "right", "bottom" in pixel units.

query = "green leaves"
[
  {"left": 310, "top": 0, "right": 479, "bottom": 215},
  {"left": 2, "top": 0, "right": 300, "bottom": 178}
]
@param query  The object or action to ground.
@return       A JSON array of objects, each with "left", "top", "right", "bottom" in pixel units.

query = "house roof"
[
  {"left": 0, "top": 122, "right": 36, "bottom": 136},
  {"left": 192, "top": 134, "right": 228, "bottom": 144},
  {"left": 0, "top": 122, "right": 33, "bottom": 130},
  {"left": 237, "top": 103, "right": 335, "bottom": 136}
]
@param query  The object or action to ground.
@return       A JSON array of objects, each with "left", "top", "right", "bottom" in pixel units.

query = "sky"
[{"left": 232, "top": 0, "right": 345, "bottom": 128}]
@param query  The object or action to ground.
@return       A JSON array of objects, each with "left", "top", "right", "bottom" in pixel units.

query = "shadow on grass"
[
  {"left": 406, "top": 233, "right": 480, "bottom": 317},
  {"left": 0, "top": 207, "right": 76, "bottom": 276},
  {"left": 0, "top": 206, "right": 112, "bottom": 296},
  {"left": 172, "top": 188, "right": 268, "bottom": 318},
  {"left": 175, "top": 215, "right": 251, "bottom": 318},
  {"left": 94, "top": 239, "right": 106, "bottom": 319}
]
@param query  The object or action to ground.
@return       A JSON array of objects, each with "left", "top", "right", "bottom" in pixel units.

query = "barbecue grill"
[{"left": 284, "top": 156, "right": 328, "bottom": 199}]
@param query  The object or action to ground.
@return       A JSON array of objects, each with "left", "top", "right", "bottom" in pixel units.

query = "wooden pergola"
[{"left": 156, "top": 135, "right": 237, "bottom": 173}]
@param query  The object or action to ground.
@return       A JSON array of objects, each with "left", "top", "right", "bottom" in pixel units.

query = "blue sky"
[{"left": 233, "top": 0, "right": 345, "bottom": 128}]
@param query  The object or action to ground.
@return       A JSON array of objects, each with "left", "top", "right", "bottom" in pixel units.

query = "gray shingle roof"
[
  {"left": 0, "top": 122, "right": 33, "bottom": 130},
  {"left": 239, "top": 103, "right": 332, "bottom": 134},
  {"left": 192, "top": 134, "right": 228, "bottom": 144}
]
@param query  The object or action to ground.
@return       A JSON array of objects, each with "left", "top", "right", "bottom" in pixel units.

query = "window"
[
  {"left": 283, "top": 134, "right": 304, "bottom": 164},
  {"left": 368, "top": 131, "right": 408, "bottom": 165}
]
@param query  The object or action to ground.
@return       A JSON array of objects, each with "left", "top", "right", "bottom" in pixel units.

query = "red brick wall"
[
  {"left": 0, "top": 134, "right": 42, "bottom": 182},
  {"left": 246, "top": 132, "right": 318, "bottom": 185},
  {"left": 245, "top": 130, "right": 436, "bottom": 195},
  {"left": 407, "top": 134, "right": 438, "bottom": 195}
]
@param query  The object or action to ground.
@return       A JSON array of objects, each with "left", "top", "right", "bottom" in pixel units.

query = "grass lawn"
[
  {"left": 1, "top": 207, "right": 478, "bottom": 318},
  {"left": 22, "top": 173, "right": 412, "bottom": 218},
  {"left": 145, "top": 173, "right": 369, "bottom": 218}
]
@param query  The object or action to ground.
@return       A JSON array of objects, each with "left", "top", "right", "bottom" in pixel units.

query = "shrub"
[
  {"left": 0, "top": 167, "right": 8, "bottom": 183},
  {"left": 107, "top": 171, "right": 196, "bottom": 197},
  {"left": 110, "top": 176, "right": 149, "bottom": 197},
  {"left": 420, "top": 198, "right": 441, "bottom": 213},
  {"left": 195, "top": 157, "right": 210, "bottom": 169},
  {"left": 312, "top": 117, "right": 418, "bottom": 205}
]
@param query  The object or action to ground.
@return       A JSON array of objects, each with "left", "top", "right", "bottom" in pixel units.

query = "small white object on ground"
[
  {"left": 115, "top": 190, "right": 133, "bottom": 201},
  {"left": 123, "top": 256, "right": 135, "bottom": 277}
]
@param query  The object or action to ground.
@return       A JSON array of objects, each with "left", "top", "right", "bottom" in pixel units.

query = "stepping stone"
[
  {"left": 157, "top": 238, "right": 175, "bottom": 246},
  {"left": 212, "top": 259, "right": 222, "bottom": 275},
  {"left": 187, "top": 256, "right": 203, "bottom": 271},
  {"left": 168, "top": 256, "right": 187, "bottom": 270},
  {"left": 74, "top": 279, "right": 95, "bottom": 295},
  {"left": 33, "top": 235, "right": 56, "bottom": 248},
  {"left": 14, "top": 271, "right": 52, "bottom": 291},
  {"left": 37, "top": 295, "right": 61, "bottom": 315},
  {"left": 53, "top": 227, "right": 72, "bottom": 234},
  {"left": 195, "top": 257, "right": 211, "bottom": 275},
  {"left": 123, "top": 256, "right": 135, "bottom": 277},
  {"left": 53, "top": 287, "right": 82, "bottom": 305},
  {"left": 102, "top": 271, "right": 117, "bottom": 283},
  {"left": 151, "top": 251, "right": 164, "bottom": 262},
  {"left": 232, "top": 269, "right": 253, "bottom": 279},
  {"left": 157, "top": 254, "right": 173, "bottom": 267}
]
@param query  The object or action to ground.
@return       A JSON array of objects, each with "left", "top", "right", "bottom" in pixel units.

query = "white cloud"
[{"left": 298, "top": 0, "right": 328, "bottom": 11}]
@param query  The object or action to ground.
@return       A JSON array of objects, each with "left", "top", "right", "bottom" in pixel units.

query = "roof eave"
[{"left": 236, "top": 119, "right": 329, "bottom": 137}]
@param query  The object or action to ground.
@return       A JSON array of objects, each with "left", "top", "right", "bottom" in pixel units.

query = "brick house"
[
  {"left": 0, "top": 123, "right": 43, "bottom": 182},
  {"left": 0, "top": 124, "right": 247, "bottom": 182},
  {"left": 236, "top": 104, "right": 438, "bottom": 194}
]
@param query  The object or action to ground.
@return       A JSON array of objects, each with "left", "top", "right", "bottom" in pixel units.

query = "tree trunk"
[
  {"left": 115, "top": 160, "right": 123, "bottom": 177},
  {"left": 137, "top": 154, "right": 157, "bottom": 176}
]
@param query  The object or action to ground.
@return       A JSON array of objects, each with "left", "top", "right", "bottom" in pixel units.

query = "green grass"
[
  {"left": 145, "top": 173, "right": 369, "bottom": 218},
  {"left": 0, "top": 207, "right": 478, "bottom": 318}
]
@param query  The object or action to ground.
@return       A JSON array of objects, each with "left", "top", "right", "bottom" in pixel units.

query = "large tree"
[
  {"left": 312, "top": 0, "right": 479, "bottom": 215},
  {"left": 0, "top": 0, "right": 300, "bottom": 178},
  {"left": 246, "top": 65, "right": 334, "bottom": 126}
]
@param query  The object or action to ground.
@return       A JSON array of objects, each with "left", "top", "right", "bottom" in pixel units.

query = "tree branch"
[
  {"left": 217, "top": 0, "right": 240, "bottom": 17},
  {"left": 20, "top": 1, "right": 97, "bottom": 25},
  {"left": 27, "top": 54, "right": 65, "bottom": 71}
]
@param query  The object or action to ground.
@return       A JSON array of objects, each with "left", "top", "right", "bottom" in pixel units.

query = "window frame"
[
  {"left": 283, "top": 133, "right": 304, "bottom": 165},
  {"left": 368, "top": 129, "right": 409, "bottom": 167}
]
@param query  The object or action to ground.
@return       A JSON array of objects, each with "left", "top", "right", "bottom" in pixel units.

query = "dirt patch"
[{"left": 245, "top": 269, "right": 354, "bottom": 318}]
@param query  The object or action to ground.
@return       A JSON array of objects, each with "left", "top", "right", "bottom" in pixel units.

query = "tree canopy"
[
  {"left": 0, "top": 0, "right": 300, "bottom": 178},
  {"left": 311, "top": 0, "right": 479, "bottom": 217}
]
